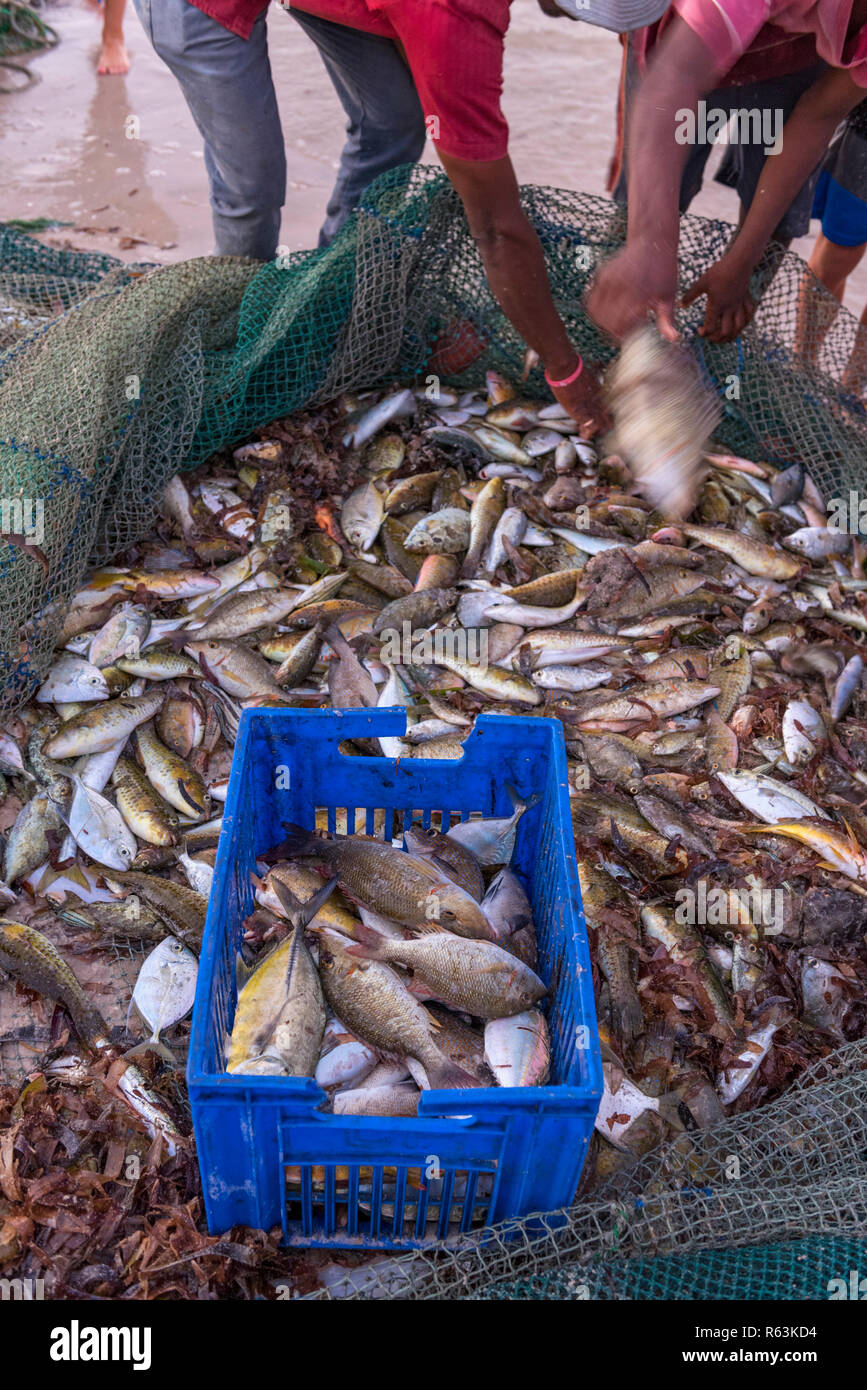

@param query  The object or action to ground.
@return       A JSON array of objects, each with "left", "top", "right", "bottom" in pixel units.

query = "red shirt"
[
  {"left": 188, "top": 0, "right": 511, "bottom": 161},
  {"left": 190, "top": 0, "right": 268, "bottom": 39},
  {"left": 286, "top": 0, "right": 512, "bottom": 162}
]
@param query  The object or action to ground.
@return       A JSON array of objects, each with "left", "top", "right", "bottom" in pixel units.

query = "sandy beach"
[{"left": 1, "top": 0, "right": 865, "bottom": 313}]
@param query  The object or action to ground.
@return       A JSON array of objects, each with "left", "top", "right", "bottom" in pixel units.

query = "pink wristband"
[{"left": 544, "top": 356, "right": 583, "bottom": 389}]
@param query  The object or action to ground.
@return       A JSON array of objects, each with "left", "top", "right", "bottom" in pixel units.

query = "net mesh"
[
  {"left": 2, "top": 167, "right": 867, "bottom": 1299},
  {"left": 304, "top": 1039, "right": 867, "bottom": 1300}
]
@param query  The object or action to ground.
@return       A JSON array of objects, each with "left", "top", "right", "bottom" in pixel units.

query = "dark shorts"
[
  {"left": 812, "top": 169, "right": 867, "bottom": 248},
  {"left": 613, "top": 41, "right": 826, "bottom": 241}
]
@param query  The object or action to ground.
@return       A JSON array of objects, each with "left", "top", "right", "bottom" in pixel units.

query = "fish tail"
[
  {"left": 505, "top": 782, "right": 541, "bottom": 816},
  {"left": 422, "top": 1050, "right": 484, "bottom": 1091},
  {"left": 279, "top": 822, "right": 328, "bottom": 860},
  {"left": 611, "top": 997, "right": 645, "bottom": 1045},
  {"left": 344, "top": 920, "right": 391, "bottom": 960},
  {"left": 123, "top": 1039, "right": 178, "bottom": 1067},
  {"left": 271, "top": 872, "right": 337, "bottom": 926}
]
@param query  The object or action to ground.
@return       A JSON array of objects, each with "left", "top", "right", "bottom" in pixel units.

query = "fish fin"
[
  {"left": 278, "top": 822, "right": 326, "bottom": 860},
  {"left": 423, "top": 1053, "right": 483, "bottom": 1090},
  {"left": 123, "top": 1040, "right": 178, "bottom": 1066},
  {"left": 412, "top": 921, "right": 450, "bottom": 936},
  {"left": 428, "top": 852, "right": 464, "bottom": 883},
  {"left": 840, "top": 817, "right": 861, "bottom": 853},
  {"left": 57, "top": 905, "right": 96, "bottom": 930},
  {"left": 656, "top": 1092, "right": 689, "bottom": 1133},
  {"left": 235, "top": 951, "right": 257, "bottom": 994},
  {"left": 176, "top": 778, "right": 203, "bottom": 815},
  {"left": 344, "top": 920, "right": 390, "bottom": 960},
  {"left": 505, "top": 782, "right": 541, "bottom": 816}
]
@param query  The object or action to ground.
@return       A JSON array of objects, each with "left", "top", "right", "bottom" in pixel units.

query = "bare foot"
[{"left": 97, "top": 36, "right": 130, "bottom": 74}]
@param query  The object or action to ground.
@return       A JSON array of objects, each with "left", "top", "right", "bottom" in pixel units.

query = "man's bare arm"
[
  {"left": 585, "top": 18, "right": 723, "bottom": 341},
  {"left": 682, "top": 67, "right": 866, "bottom": 340},
  {"left": 439, "top": 150, "right": 609, "bottom": 430}
]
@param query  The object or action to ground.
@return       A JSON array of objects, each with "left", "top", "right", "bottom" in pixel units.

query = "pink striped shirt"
[{"left": 675, "top": 0, "right": 867, "bottom": 84}]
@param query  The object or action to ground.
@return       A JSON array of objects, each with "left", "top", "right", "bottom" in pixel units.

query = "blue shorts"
[{"left": 812, "top": 169, "right": 867, "bottom": 248}]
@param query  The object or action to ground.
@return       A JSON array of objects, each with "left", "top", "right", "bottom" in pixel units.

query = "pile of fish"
[
  {"left": 1, "top": 370, "right": 866, "bottom": 1190},
  {"left": 227, "top": 799, "right": 549, "bottom": 1116}
]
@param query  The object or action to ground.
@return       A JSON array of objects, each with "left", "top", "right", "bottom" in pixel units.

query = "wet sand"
[{"left": 0, "top": 0, "right": 865, "bottom": 314}]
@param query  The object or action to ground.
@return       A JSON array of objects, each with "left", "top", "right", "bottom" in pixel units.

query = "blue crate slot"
[{"left": 188, "top": 707, "right": 602, "bottom": 1249}]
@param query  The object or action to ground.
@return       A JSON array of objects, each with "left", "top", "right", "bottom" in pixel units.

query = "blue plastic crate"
[{"left": 188, "top": 707, "right": 602, "bottom": 1249}]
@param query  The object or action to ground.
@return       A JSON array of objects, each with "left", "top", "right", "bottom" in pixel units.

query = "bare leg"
[
  {"left": 794, "top": 232, "right": 864, "bottom": 365},
  {"left": 842, "top": 300, "right": 867, "bottom": 394},
  {"left": 98, "top": 0, "right": 130, "bottom": 75}
]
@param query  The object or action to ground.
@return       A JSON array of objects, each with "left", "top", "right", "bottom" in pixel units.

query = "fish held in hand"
[{"left": 606, "top": 325, "right": 720, "bottom": 519}]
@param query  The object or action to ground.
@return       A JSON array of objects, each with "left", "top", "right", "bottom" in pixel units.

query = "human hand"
[
  {"left": 547, "top": 358, "right": 611, "bottom": 437},
  {"left": 585, "top": 244, "right": 679, "bottom": 344},
  {"left": 681, "top": 253, "right": 755, "bottom": 342}
]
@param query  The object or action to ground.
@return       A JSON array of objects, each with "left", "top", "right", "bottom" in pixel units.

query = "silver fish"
[
  {"left": 60, "top": 773, "right": 137, "bottom": 871},
  {"left": 36, "top": 654, "right": 109, "bottom": 704},
  {"left": 484, "top": 1010, "right": 550, "bottom": 1086},
  {"left": 127, "top": 936, "right": 198, "bottom": 1062},
  {"left": 341, "top": 482, "right": 385, "bottom": 552},
  {"left": 404, "top": 508, "right": 471, "bottom": 555},
  {"left": 344, "top": 388, "right": 414, "bottom": 447},
  {"left": 447, "top": 783, "right": 539, "bottom": 865},
  {"left": 88, "top": 603, "right": 151, "bottom": 668}
]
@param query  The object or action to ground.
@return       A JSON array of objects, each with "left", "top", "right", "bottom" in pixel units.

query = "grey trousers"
[{"left": 132, "top": 0, "right": 426, "bottom": 258}]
